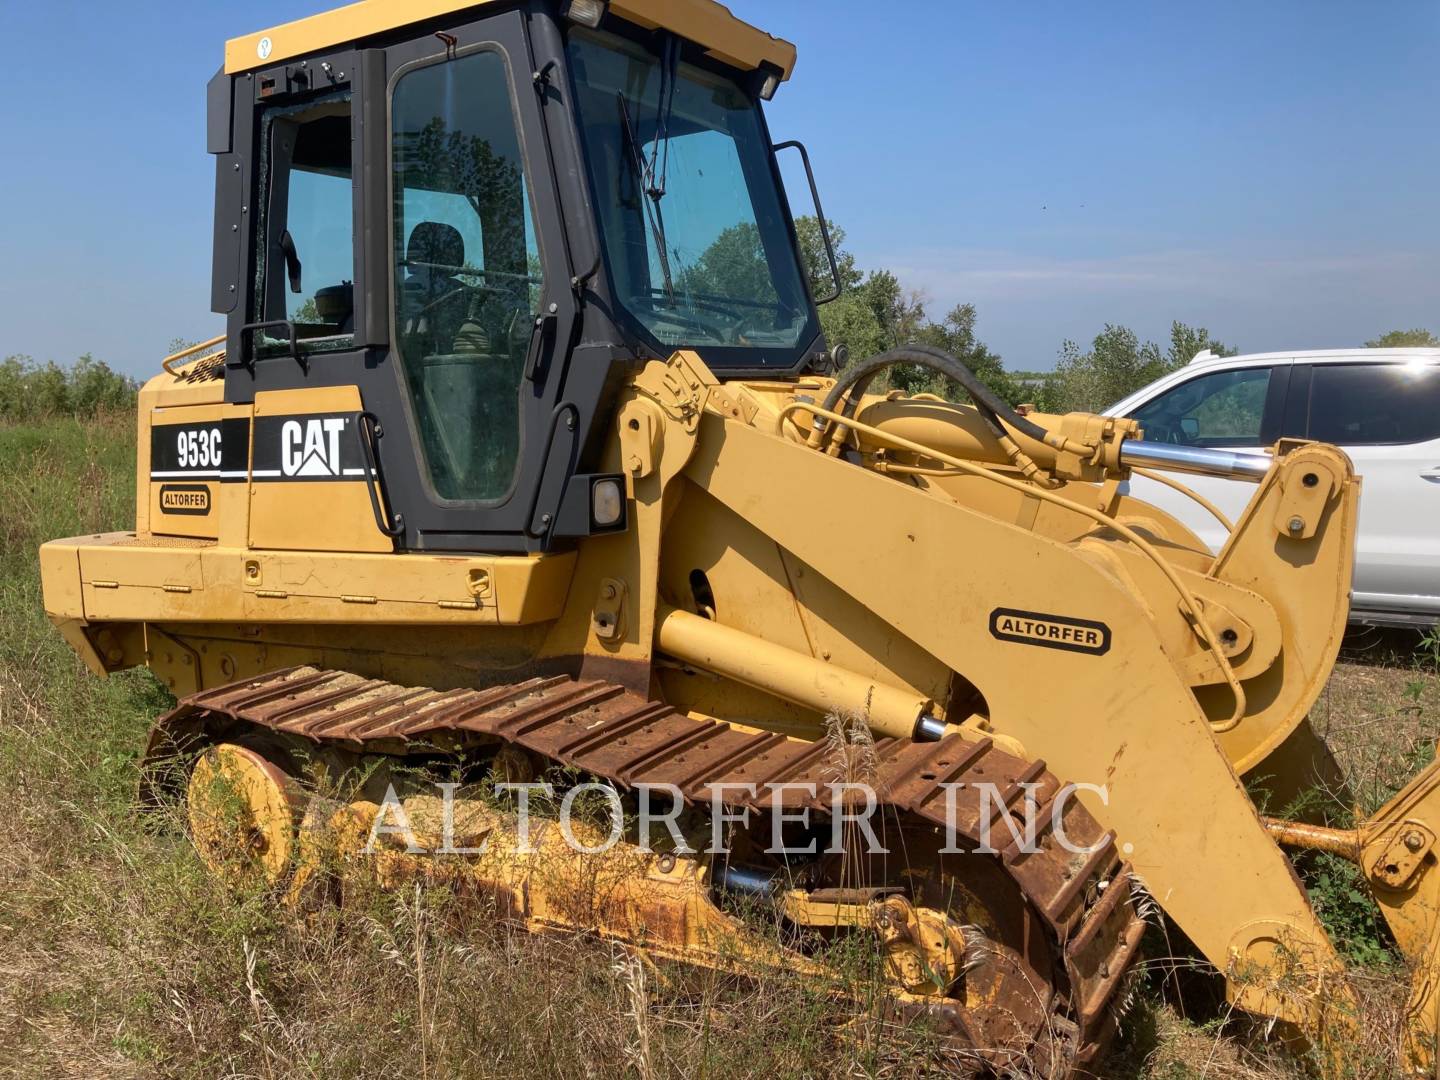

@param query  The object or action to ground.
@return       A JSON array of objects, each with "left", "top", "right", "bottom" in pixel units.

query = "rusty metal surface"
[{"left": 156, "top": 667, "right": 1144, "bottom": 1068}]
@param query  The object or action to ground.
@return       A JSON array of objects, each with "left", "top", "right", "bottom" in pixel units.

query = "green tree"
[
  {"left": 1366, "top": 328, "right": 1439, "bottom": 348},
  {"left": 688, "top": 213, "right": 1023, "bottom": 405},
  {"left": 681, "top": 222, "right": 778, "bottom": 303},
  {"left": 793, "top": 216, "right": 862, "bottom": 297},
  {"left": 815, "top": 287, "right": 889, "bottom": 361},
  {"left": 1166, "top": 321, "right": 1236, "bottom": 367},
  {"left": 0, "top": 354, "right": 136, "bottom": 420},
  {"left": 907, "top": 303, "right": 1022, "bottom": 404},
  {"left": 1042, "top": 321, "right": 1234, "bottom": 413}
]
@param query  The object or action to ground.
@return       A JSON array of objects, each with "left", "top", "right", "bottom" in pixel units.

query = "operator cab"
[{"left": 209, "top": 0, "right": 831, "bottom": 553}]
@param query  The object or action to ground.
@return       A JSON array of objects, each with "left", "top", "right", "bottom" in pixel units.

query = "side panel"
[
  {"left": 248, "top": 387, "right": 394, "bottom": 553},
  {"left": 148, "top": 406, "right": 251, "bottom": 541}
]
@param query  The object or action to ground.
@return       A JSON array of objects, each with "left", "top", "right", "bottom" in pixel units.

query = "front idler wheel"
[{"left": 187, "top": 743, "right": 301, "bottom": 890}]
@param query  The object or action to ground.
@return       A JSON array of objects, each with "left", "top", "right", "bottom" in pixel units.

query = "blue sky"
[{"left": 1, "top": 0, "right": 1435, "bottom": 377}]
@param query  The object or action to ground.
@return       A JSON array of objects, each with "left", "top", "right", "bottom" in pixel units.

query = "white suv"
[{"left": 1109, "top": 348, "right": 1440, "bottom": 627}]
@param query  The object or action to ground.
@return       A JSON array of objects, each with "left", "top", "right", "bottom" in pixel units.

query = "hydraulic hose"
[{"left": 817, "top": 344, "right": 1054, "bottom": 448}]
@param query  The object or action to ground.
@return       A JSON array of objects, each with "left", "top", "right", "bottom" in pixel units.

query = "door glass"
[
  {"left": 257, "top": 95, "right": 355, "bottom": 354},
  {"left": 1307, "top": 364, "right": 1440, "bottom": 445},
  {"left": 392, "top": 50, "right": 543, "bottom": 503},
  {"left": 1131, "top": 368, "right": 1271, "bottom": 447}
]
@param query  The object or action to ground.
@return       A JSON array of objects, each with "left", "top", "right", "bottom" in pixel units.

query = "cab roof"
[{"left": 225, "top": 0, "right": 797, "bottom": 80}]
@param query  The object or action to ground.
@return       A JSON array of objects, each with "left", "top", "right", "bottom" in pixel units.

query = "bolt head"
[
  {"left": 1405, "top": 831, "right": 1425, "bottom": 852},
  {"left": 1287, "top": 516, "right": 1305, "bottom": 534}
]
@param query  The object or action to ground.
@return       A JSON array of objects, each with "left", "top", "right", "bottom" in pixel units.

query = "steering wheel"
[{"left": 414, "top": 282, "right": 511, "bottom": 321}]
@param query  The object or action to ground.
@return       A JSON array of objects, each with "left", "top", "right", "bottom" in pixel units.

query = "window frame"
[
  {"left": 562, "top": 22, "right": 824, "bottom": 374},
  {"left": 253, "top": 90, "right": 359, "bottom": 356}
]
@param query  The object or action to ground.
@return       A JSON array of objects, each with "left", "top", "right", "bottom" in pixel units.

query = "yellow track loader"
[{"left": 35, "top": 0, "right": 1440, "bottom": 1073}]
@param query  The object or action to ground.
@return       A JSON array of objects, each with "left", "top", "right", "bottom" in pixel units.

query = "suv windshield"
[{"left": 567, "top": 28, "right": 819, "bottom": 367}]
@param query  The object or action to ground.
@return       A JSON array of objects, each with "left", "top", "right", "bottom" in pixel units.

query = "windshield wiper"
[
  {"left": 617, "top": 91, "right": 675, "bottom": 301},
  {"left": 646, "top": 34, "right": 679, "bottom": 202}
]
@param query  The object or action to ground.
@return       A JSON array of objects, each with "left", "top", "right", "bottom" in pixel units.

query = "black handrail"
[
  {"left": 357, "top": 412, "right": 405, "bottom": 540},
  {"left": 773, "top": 139, "right": 841, "bottom": 305},
  {"left": 235, "top": 319, "right": 307, "bottom": 372},
  {"left": 525, "top": 402, "right": 580, "bottom": 539}
]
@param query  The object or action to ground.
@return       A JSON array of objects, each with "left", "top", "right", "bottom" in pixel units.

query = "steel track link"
[{"left": 150, "top": 667, "right": 1146, "bottom": 1071}]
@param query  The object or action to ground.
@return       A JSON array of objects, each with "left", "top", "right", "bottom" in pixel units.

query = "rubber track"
[{"left": 154, "top": 668, "right": 1146, "bottom": 1067}]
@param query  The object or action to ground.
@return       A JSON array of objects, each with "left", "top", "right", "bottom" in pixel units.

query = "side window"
[
  {"left": 392, "top": 51, "right": 543, "bottom": 503},
  {"left": 258, "top": 95, "right": 355, "bottom": 354},
  {"left": 1307, "top": 364, "right": 1440, "bottom": 445},
  {"left": 1130, "top": 367, "right": 1271, "bottom": 448}
]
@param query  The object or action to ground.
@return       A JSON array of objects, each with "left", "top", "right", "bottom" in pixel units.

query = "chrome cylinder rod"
[{"left": 1119, "top": 440, "right": 1271, "bottom": 481}]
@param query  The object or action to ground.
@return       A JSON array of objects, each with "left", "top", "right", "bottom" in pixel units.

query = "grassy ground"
[{"left": 1, "top": 413, "right": 1437, "bottom": 1078}]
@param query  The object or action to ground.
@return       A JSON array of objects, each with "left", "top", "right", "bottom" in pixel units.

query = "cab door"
[{"left": 221, "top": 9, "right": 588, "bottom": 555}]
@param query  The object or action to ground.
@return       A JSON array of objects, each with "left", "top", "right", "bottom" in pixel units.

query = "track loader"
[{"left": 35, "top": 0, "right": 1440, "bottom": 1072}]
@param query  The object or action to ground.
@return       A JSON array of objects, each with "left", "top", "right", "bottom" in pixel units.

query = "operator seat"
[{"left": 401, "top": 222, "right": 470, "bottom": 354}]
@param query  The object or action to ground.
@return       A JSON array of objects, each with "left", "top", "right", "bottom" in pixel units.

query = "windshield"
[{"left": 567, "top": 28, "right": 819, "bottom": 368}]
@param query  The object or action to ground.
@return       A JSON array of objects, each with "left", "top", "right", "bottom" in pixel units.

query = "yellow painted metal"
[
  {"left": 786, "top": 397, "right": 1255, "bottom": 731},
  {"left": 608, "top": 0, "right": 795, "bottom": 76},
  {"left": 148, "top": 401, "right": 235, "bottom": 542},
  {"left": 856, "top": 397, "right": 1137, "bottom": 485},
  {"left": 1266, "top": 752, "right": 1440, "bottom": 1074},
  {"left": 262, "top": 777, "right": 979, "bottom": 1022},
  {"left": 187, "top": 743, "right": 302, "bottom": 888},
  {"left": 808, "top": 394, "right": 1356, "bottom": 774},
  {"left": 248, "top": 387, "right": 392, "bottom": 554},
  {"left": 161, "top": 335, "right": 226, "bottom": 377},
  {"left": 655, "top": 604, "right": 932, "bottom": 740},
  {"left": 1357, "top": 752, "right": 1440, "bottom": 1074},
  {"left": 653, "top": 364, "right": 1359, "bottom": 1044},
  {"left": 41, "top": 531, "right": 576, "bottom": 629},
  {"left": 1262, "top": 817, "right": 1363, "bottom": 860},
  {"left": 225, "top": 0, "right": 797, "bottom": 79},
  {"left": 299, "top": 787, "right": 835, "bottom": 985},
  {"left": 137, "top": 370, "right": 248, "bottom": 544}
]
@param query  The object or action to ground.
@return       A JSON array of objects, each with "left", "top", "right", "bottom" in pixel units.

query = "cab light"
[
  {"left": 562, "top": 0, "right": 607, "bottom": 28},
  {"left": 593, "top": 478, "right": 624, "bottom": 527}
]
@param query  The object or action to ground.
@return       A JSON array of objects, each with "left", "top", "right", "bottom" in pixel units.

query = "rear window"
[{"left": 1306, "top": 363, "right": 1440, "bottom": 445}]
